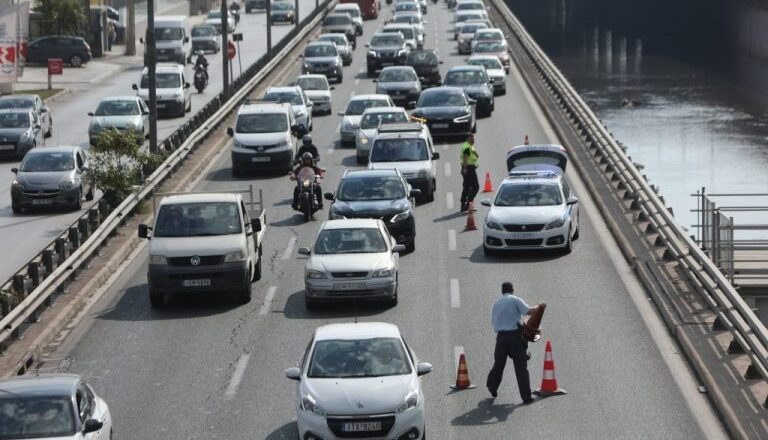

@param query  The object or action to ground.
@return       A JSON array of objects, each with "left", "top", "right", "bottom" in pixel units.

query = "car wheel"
[
  {"left": 149, "top": 288, "right": 164, "bottom": 308},
  {"left": 483, "top": 245, "right": 499, "bottom": 257},
  {"left": 425, "top": 180, "right": 435, "bottom": 202},
  {"left": 572, "top": 221, "right": 580, "bottom": 240},
  {"left": 405, "top": 237, "right": 415, "bottom": 253},
  {"left": 253, "top": 249, "right": 263, "bottom": 281},
  {"left": 367, "top": 67, "right": 376, "bottom": 77},
  {"left": 85, "top": 185, "right": 94, "bottom": 201},
  {"left": 471, "top": 123, "right": 477, "bottom": 133},
  {"left": 563, "top": 230, "right": 573, "bottom": 254},
  {"left": 69, "top": 54, "right": 83, "bottom": 67},
  {"left": 337, "top": 73, "right": 343, "bottom": 84},
  {"left": 237, "top": 280, "right": 252, "bottom": 304},
  {"left": 11, "top": 203, "right": 20, "bottom": 214},
  {"left": 45, "top": 123, "right": 52, "bottom": 138},
  {"left": 73, "top": 187, "right": 83, "bottom": 211},
  {"left": 305, "top": 294, "right": 318, "bottom": 310}
]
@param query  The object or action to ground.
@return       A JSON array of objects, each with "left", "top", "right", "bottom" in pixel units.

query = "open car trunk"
[{"left": 505, "top": 144, "right": 568, "bottom": 175}]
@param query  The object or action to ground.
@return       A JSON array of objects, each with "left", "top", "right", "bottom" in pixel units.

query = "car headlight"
[
  {"left": 295, "top": 107, "right": 306, "bottom": 117},
  {"left": 332, "top": 58, "right": 341, "bottom": 66},
  {"left": 342, "top": 120, "right": 354, "bottom": 130},
  {"left": 545, "top": 214, "right": 567, "bottom": 230},
  {"left": 174, "top": 91, "right": 183, "bottom": 99},
  {"left": 59, "top": 180, "right": 76, "bottom": 190},
  {"left": 149, "top": 255, "right": 167, "bottom": 265},
  {"left": 306, "top": 269, "right": 327, "bottom": 279},
  {"left": 20, "top": 132, "right": 31, "bottom": 142},
  {"left": 11, "top": 179, "right": 23, "bottom": 189},
  {"left": 303, "top": 62, "right": 311, "bottom": 70},
  {"left": 301, "top": 393, "right": 326, "bottom": 416},
  {"left": 367, "top": 50, "right": 377, "bottom": 57},
  {"left": 395, "top": 391, "right": 419, "bottom": 413},
  {"left": 397, "top": 49, "right": 407, "bottom": 56},
  {"left": 486, "top": 218, "right": 503, "bottom": 230},
  {"left": 329, "top": 211, "right": 346, "bottom": 220},
  {"left": 453, "top": 114, "right": 471, "bottom": 123},
  {"left": 224, "top": 250, "right": 245, "bottom": 262},
  {"left": 373, "top": 268, "right": 393, "bottom": 277},
  {"left": 390, "top": 209, "right": 411, "bottom": 223},
  {"left": 357, "top": 135, "right": 369, "bottom": 146}
]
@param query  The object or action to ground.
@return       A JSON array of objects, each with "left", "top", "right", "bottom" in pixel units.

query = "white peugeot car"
[
  {"left": 285, "top": 322, "right": 432, "bottom": 440},
  {"left": 355, "top": 106, "right": 409, "bottom": 163},
  {"left": 338, "top": 94, "right": 394, "bottom": 146},
  {"left": 481, "top": 170, "right": 580, "bottom": 254}
]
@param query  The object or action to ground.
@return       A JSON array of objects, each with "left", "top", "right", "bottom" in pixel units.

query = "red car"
[{"left": 341, "top": 0, "right": 379, "bottom": 19}]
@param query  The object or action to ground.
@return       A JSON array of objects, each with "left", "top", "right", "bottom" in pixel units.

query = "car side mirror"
[
  {"left": 323, "top": 192, "right": 335, "bottom": 201},
  {"left": 392, "top": 244, "right": 406, "bottom": 253},
  {"left": 226, "top": 127, "right": 234, "bottom": 136},
  {"left": 285, "top": 367, "right": 301, "bottom": 380},
  {"left": 298, "top": 54, "right": 304, "bottom": 58},
  {"left": 184, "top": 36, "right": 190, "bottom": 43},
  {"left": 10, "top": 167, "right": 18, "bottom": 174},
  {"left": 418, "top": 77, "right": 426, "bottom": 83},
  {"left": 40, "top": 107, "right": 48, "bottom": 113},
  {"left": 250, "top": 218, "right": 262, "bottom": 232},
  {"left": 431, "top": 152, "right": 440, "bottom": 160},
  {"left": 468, "top": 98, "right": 477, "bottom": 105},
  {"left": 364, "top": 43, "right": 370, "bottom": 48},
  {"left": 438, "top": 60, "right": 444, "bottom": 64},
  {"left": 330, "top": 86, "right": 336, "bottom": 90},
  {"left": 33, "top": 124, "right": 41, "bottom": 131},
  {"left": 416, "top": 362, "right": 433, "bottom": 376},
  {"left": 307, "top": 101, "right": 314, "bottom": 108},
  {"left": 480, "top": 198, "right": 491, "bottom": 207},
  {"left": 336, "top": 111, "right": 345, "bottom": 116},
  {"left": 138, "top": 224, "right": 152, "bottom": 239},
  {"left": 87, "top": 112, "right": 94, "bottom": 116},
  {"left": 132, "top": 84, "right": 138, "bottom": 91},
  {"left": 372, "top": 79, "right": 378, "bottom": 83},
  {"left": 408, "top": 100, "right": 417, "bottom": 107},
  {"left": 409, "top": 189, "right": 421, "bottom": 197},
  {"left": 139, "top": 37, "right": 144, "bottom": 44},
  {"left": 567, "top": 195, "right": 579, "bottom": 205},
  {"left": 298, "top": 246, "right": 311, "bottom": 255},
  {"left": 83, "top": 419, "right": 104, "bottom": 434},
  {"left": 80, "top": 165, "right": 90, "bottom": 172},
  {"left": 291, "top": 124, "right": 299, "bottom": 133},
  {"left": 185, "top": 82, "right": 191, "bottom": 89},
  {"left": 436, "top": 80, "right": 443, "bottom": 86}
]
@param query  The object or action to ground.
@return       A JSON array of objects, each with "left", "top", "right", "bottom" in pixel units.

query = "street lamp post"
[
  {"left": 221, "top": 0, "right": 229, "bottom": 96},
  {"left": 146, "top": 0, "right": 158, "bottom": 154},
  {"left": 266, "top": 0, "right": 272, "bottom": 52}
]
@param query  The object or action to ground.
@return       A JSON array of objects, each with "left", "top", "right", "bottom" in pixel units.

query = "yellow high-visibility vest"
[{"left": 461, "top": 142, "right": 479, "bottom": 166}]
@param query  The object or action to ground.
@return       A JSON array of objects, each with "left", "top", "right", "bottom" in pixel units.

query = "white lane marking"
[
  {"left": 355, "top": 78, "right": 360, "bottom": 86},
  {"left": 259, "top": 286, "right": 277, "bottom": 316},
  {"left": 282, "top": 237, "right": 297, "bottom": 260},
  {"left": 448, "top": 229, "right": 456, "bottom": 251},
  {"left": 350, "top": 91, "right": 355, "bottom": 98},
  {"left": 225, "top": 354, "right": 250, "bottom": 399},
  {"left": 444, "top": 162, "right": 451, "bottom": 177},
  {"left": 450, "top": 278, "right": 460, "bottom": 308},
  {"left": 453, "top": 345, "right": 464, "bottom": 369},
  {"left": 335, "top": 122, "right": 341, "bottom": 134},
  {"left": 358, "top": 67, "right": 365, "bottom": 74},
  {"left": 446, "top": 192, "right": 454, "bottom": 211}
]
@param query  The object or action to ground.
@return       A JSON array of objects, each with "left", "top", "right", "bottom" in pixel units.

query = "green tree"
[{"left": 34, "top": 0, "right": 86, "bottom": 36}]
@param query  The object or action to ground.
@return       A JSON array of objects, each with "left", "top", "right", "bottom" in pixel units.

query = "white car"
[
  {"left": 285, "top": 322, "right": 432, "bottom": 440},
  {"left": 355, "top": 106, "right": 409, "bottom": 163},
  {"left": 297, "top": 74, "right": 334, "bottom": 115},
  {"left": 0, "top": 374, "right": 113, "bottom": 439},
  {"left": 298, "top": 219, "right": 405, "bottom": 307},
  {"left": 132, "top": 63, "right": 191, "bottom": 118},
  {"left": 481, "top": 170, "right": 579, "bottom": 254},
  {"left": 338, "top": 94, "right": 394, "bottom": 146},
  {"left": 467, "top": 54, "right": 507, "bottom": 94},
  {"left": 263, "top": 85, "right": 313, "bottom": 134},
  {"left": 333, "top": 3, "right": 363, "bottom": 35}
]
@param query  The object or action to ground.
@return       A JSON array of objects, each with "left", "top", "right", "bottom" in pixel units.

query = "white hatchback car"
[
  {"left": 338, "top": 94, "right": 394, "bottom": 146},
  {"left": 285, "top": 322, "right": 432, "bottom": 440},
  {"left": 297, "top": 74, "right": 334, "bottom": 115},
  {"left": 467, "top": 55, "right": 507, "bottom": 95},
  {"left": 355, "top": 106, "right": 410, "bottom": 163}
]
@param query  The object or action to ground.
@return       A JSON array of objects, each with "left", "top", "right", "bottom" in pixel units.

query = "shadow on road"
[
  {"left": 96, "top": 284, "right": 239, "bottom": 321},
  {"left": 281, "top": 290, "right": 391, "bottom": 320},
  {"left": 465, "top": 246, "right": 565, "bottom": 264},
  {"left": 207, "top": 166, "right": 289, "bottom": 182},
  {"left": 265, "top": 421, "right": 298, "bottom": 439},
  {"left": 451, "top": 398, "right": 518, "bottom": 426}
]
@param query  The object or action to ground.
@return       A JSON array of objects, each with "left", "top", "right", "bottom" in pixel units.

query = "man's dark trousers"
[
  {"left": 486, "top": 329, "right": 532, "bottom": 400},
  {"left": 460, "top": 165, "right": 479, "bottom": 209}
]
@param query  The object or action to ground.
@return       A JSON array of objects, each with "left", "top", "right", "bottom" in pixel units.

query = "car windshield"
[
  {"left": 308, "top": 338, "right": 411, "bottom": 378},
  {"left": 418, "top": 90, "right": 465, "bottom": 106},
  {"left": 379, "top": 69, "right": 417, "bottom": 82},
  {"left": 393, "top": 15, "right": 419, "bottom": 24},
  {"left": 495, "top": 183, "right": 563, "bottom": 207},
  {"left": 476, "top": 31, "right": 502, "bottom": 41},
  {"left": 383, "top": 27, "right": 414, "bottom": 39},
  {"left": 474, "top": 41, "right": 505, "bottom": 52},
  {"left": 95, "top": 100, "right": 140, "bottom": 116},
  {"left": 406, "top": 51, "right": 437, "bottom": 65},
  {"left": 140, "top": 73, "right": 180, "bottom": 88},
  {"left": 314, "top": 227, "right": 388, "bottom": 254},
  {"left": 337, "top": 176, "right": 405, "bottom": 201},
  {"left": 324, "top": 15, "right": 349, "bottom": 24},
  {"left": 304, "top": 44, "right": 337, "bottom": 57},
  {"left": 264, "top": 91, "right": 304, "bottom": 105},
  {"left": 155, "top": 27, "right": 183, "bottom": 41},
  {"left": 0, "top": 113, "right": 30, "bottom": 128},
  {"left": 395, "top": 3, "right": 418, "bottom": 11},
  {"left": 469, "top": 58, "right": 502, "bottom": 70},
  {"left": 154, "top": 202, "right": 242, "bottom": 237},
  {"left": 371, "top": 139, "right": 428, "bottom": 162},
  {"left": 458, "top": 2, "right": 483, "bottom": 10},
  {"left": 236, "top": 113, "right": 288, "bottom": 133},
  {"left": 360, "top": 112, "right": 407, "bottom": 129},
  {"left": 0, "top": 98, "right": 34, "bottom": 110},
  {"left": 192, "top": 26, "right": 217, "bottom": 37},
  {"left": 273, "top": 2, "right": 293, "bottom": 9},
  {"left": 0, "top": 397, "right": 76, "bottom": 438},
  {"left": 20, "top": 152, "right": 74, "bottom": 172},
  {"left": 208, "top": 11, "right": 221, "bottom": 18},
  {"left": 445, "top": 70, "right": 487, "bottom": 85},
  {"left": 297, "top": 77, "right": 328, "bottom": 91},
  {"left": 456, "top": 13, "right": 482, "bottom": 23},
  {"left": 345, "top": 99, "right": 389, "bottom": 115},
  {"left": 461, "top": 23, "right": 487, "bottom": 34},
  {"left": 371, "top": 34, "right": 403, "bottom": 46},
  {"left": 318, "top": 35, "right": 346, "bottom": 45},
  {"left": 337, "top": 8, "right": 360, "bottom": 17}
]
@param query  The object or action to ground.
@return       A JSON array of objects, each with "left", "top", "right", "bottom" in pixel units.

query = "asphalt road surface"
[
  {"left": 0, "top": 1, "right": 317, "bottom": 282},
  {"left": 48, "top": 2, "right": 727, "bottom": 439}
]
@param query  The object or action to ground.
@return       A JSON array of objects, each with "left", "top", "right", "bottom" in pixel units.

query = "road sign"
[
  {"left": 227, "top": 41, "right": 236, "bottom": 60},
  {"left": 232, "top": 32, "right": 243, "bottom": 42},
  {"left": 47, "top": 58, "right": 63, "bottom": 75}
]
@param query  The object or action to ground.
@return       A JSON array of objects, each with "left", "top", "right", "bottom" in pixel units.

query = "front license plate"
[
  {"left": 334, "top": 283, "right": 366, "bottom": 291},
  {"left": 0, "top": 144, "right": 14, "bottom": 150},
  {"left": 342, "top": 421, "right": 382, "bottom": 432},
  {"left": 508, "top": 233, "right": 535, "bottom": 239},
  {"left": 156, "top": 103, "right": 166, "bottom": 108},
  {"left": 432, "top": 123, "right": 449, "bottom": 128},
  {"left": 32, "top": 199, "right": 53, "bottom": 205},
  {"left": 182, "top": 279, "right": 211, "bottom": 287},
  {"left": 251, "top": 156, "right": 271, "bottom": 162}
]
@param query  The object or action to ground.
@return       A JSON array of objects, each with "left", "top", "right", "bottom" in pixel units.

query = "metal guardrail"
[
  {"left": 0, "top": 0, "right": 335, "bottom": 354},
  {"left": 488, "top": 0, "right": 768, "bottom": 402}
]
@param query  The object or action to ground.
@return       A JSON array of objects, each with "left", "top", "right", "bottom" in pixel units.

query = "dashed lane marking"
[
  {"left": 446, "top": 192, "right": 454, "bottom": 211},
  {"left": 225, "top": 354, "right": 250, "bottom": 399},
  {"left": 450, "top": 279, "right": 460, "bottom": 308},
  {"left": 335, "top": 123, "right": 341, "bottom": 134},
  {"left": 444, "top": 161, "right": 451, "bottom": 177},
  {"left": 282, "top": 237, "right": 297, "bottom": 260},
  {"left": 448, "top": 229, "right": 456, "bottom": 251},
  {"left": 259, "top": 286, "right": 277, "bottom": 316},
  {"left": 355, "top": 78, "right": 360, "bottom": 86}
]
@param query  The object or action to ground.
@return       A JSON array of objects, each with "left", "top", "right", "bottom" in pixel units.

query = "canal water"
[{"left": 506, "top": 0, "right": 768, "bottom": 232}]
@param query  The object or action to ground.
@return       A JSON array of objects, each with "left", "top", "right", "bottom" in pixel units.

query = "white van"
[
  {"left": 132, "top": 63, "right": 192, "bottom": 118},
  {"left": 149, "top": 16, "right": 189, "bottom": 64}
]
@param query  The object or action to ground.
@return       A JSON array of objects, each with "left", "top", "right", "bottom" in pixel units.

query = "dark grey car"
[
  {"left": 27, "top": 36, "right": 92, "bottom": 67},
  {"left": 375, "top": 66, "right": 422, "bottom": 108},
  {"left": 443, "top": 65, "right": 494, "bottom": 117},
  {"left": 0, "top": 109, "right": 43, "bottom": 159},
  {"left": 0, "top": 94, "right": 53, "bottom": 138},
  {"left": 321, "top": 13, "right": 357, "bottom": 47}
]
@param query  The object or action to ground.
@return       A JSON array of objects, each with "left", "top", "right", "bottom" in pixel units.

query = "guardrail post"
[
  {"left": 68, "top": 226, "right": 80, "bottom": 250},
  {"left": 55, "top": 238, "right": 69, "bottom": 263},
  {"left": 78, "top": 218, "right": 90, "bottom": 239},
  {"left": 27, "top": 262, "right": 40, "bottom": 289},
  {"left": 42, "top": 250, "right": 57, "bottom": 275},
  {"left": 12, "top": 274, "right": 27, "bottom": 299},
  {"left": 88, "top": 207, "right": 100, "bottom": 231},
  {"left": 727, "top": 337, "right": 745, "bottom": 354}
]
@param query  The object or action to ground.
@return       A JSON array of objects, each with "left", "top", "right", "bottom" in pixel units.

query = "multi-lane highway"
[
  {"left": 44, "top": 2, "right": 728, "bottom": 438},
  {"left": 0, "top": 2, "right": 317, "bottom": 282}
]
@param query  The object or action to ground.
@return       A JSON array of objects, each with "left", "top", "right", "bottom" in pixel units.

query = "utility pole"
[
  {"left": 294, "top": 0, "right": 299, "bottom": 29},
  {"left": 221, "top": 0, "right": 229, "bottom": 96},
  {"left": 266, "top": 0, "right": 271, "bottom": 52},
  {"left": 126, "top": 0, "right": 135, "bottom": 55},
  {"left": 147, "top": 0, "right": 158, "bottom": 154}
]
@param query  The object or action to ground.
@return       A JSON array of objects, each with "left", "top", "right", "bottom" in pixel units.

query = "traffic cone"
[
  {"left": 524, "top": 134, "right": 529, "bottom": 145},
  {"left": 450, "top": 353, "right": 477, "bottom": 390},
  {"left": 533, "top": 340, "right": 567, "bottom": 397},
  {"left": 482, "top": 172, "right": 494, "bottom": 193},
  {"left": 522, "top": 303, "right": 546, "bottom": 342},
  {"left": 464, "top": 202, "right": 478, "bottom": 231}
]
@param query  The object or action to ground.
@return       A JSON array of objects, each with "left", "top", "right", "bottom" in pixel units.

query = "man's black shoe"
[
  {"left": 522, "top": 397, "right": 534, "bottom": 405},
  {"left": 488, "top": 388, "right": 497, "bottom": 398}
]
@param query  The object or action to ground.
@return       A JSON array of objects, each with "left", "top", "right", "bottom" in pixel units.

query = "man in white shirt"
[{"left": 486, "top": 281, "right": 545, "bottom": 403}]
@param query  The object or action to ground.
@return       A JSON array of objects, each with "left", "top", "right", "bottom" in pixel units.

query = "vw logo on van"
[{"left": 190, "top": 256, "right": 201, "bottom": 266}]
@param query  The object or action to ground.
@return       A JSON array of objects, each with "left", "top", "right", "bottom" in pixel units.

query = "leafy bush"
[{"left": 34, "top": 0, "right": 86, "bottom": 37}]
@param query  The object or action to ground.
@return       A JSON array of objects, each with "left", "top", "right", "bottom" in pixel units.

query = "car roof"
[
  {"left": 0, "top": 374, "right": 81, "bottom": 398},
  {"left": 321, "top": 218, "right": 381, "bottom": 230},
  {"left": 384, "top": 23, "right": 415, "bottom": 29},
  {"left": 144, "top": 64, "right": 183, "bottom": 74},
  {"left": 362, "top": 106, "right": 407, "bottom": 114},
  {"left": 421, "top": 86, "right": 464, "bottom": 95},
  {"left": 317, "top": 33, "right": 347, "bottom": 41},
  {"left": 325, "top": 12, "right": 350, "bottom": 18},
  {"left": 447, "top": 64, "right": 484, "bottom": 72},
  {"left": 334, "top": 3, "right": 360, "bottom": 9},
  {"left": 238, "top": 101, "right": 292, "bottom": 114},
  {"left": 342, "top": 168, "right": 400, "bottom": 178},
  {"left": 476, "top": 28, "right": 503, "bottom": 34},
  {"left": 99, "top": 95, "right": 140, "bottom": 102},
  {"left": 160, "top": 192, "right": 241, "bottom": 206},
  {"left": 266, "top": 85, "right": 300, "bottom": 93},
  {"left": 468, "top": 54, "right": 502, "bottom": 62},
  {"left": 307, "top": 40, "right": 335, "bottom": 47},
  {"left": 315, "top": 322, "right": 401, "bottom": 341},
  {"left": 27, "top": 145, "right": 79, "bottom": 154},
  {"left": 297, "top": 74, "right": 328, "bottom": 80},
  {"left": 380, "top": 65, "right": 415, "bottom": 72},
  {"left": 0, "top": 108, "right": 32, "bottom": 114},
  {"left": 350, "top": 94, "right": 391, "bottom": 101},
  {"left": 502, "top": 171, "right": 563, "bottom": 185},
  {"left": 0, "top": 94, "right": 36, "bottom": 101}
]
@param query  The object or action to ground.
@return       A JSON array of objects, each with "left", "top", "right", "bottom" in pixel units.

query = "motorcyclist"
[
  {"left": 194, "top": 51, "right": 209, "bottom": 81},
  {"left": 295, "top": 134, "right": 319, "bottom": 163},
  {"left": 290, "top": 152, "right": 324, "bottom": 210}
]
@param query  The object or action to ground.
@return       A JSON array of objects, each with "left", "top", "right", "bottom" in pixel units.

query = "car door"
[
  {"left": 139, "top": 99, "right": 150, "bottom": 133},
  {"left": 56, "top": 38, "right": 74, "bottom": 62},
  {"left": 30, "top": 112, "right": 43, "bottom": 146},
  {"left": 34, "top": 96, "right": 50, "bottom": 134},
  {"left": 180, "top": 72, "right": 191, "bottom": 108},
  {"left": 28, "top": 37, "right": 52, "bottom": 63},
  {"left": 76, "top": 148, "right": 91, "bottom": 196}
]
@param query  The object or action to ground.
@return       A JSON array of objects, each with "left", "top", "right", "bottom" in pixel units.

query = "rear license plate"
[
  {"left": 381, "top": 62, "right": 394, "bottom": 67},
  {"left": 0, "top": 144, "right": 14, "bottom": 150},
  {"left": 251, "top": 156, "right": 270, "bottom": 162},
  {"left": 508, "top": 233, "right": 535, "bottom": 239},
  {"left": 342, "top": 421, "right": 382, "bottom": 432},
  {"left": 432, "top": 123, "right": 449, "bottom": 128},
  {"left": 156, "top": 103, "right": 166, "bottom": 108},
  {"left": 334, "top": 283, "right": 366, "bottom": 291},
  {"left": 182, "top": 279, "right": 211, "bottom": 287},
  {"left": 32, "top": 199, "right": 53, "bottom": 205}
]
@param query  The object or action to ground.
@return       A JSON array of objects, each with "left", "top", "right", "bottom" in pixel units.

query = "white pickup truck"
[{"left": 138, "top": 187, "right": 266, "bottom": 307}]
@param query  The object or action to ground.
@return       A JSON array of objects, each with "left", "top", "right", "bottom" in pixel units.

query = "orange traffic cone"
[
  {"left": 524, "top": 134, "right": 529, "bottom": 145},
  {"left": 533, "top": 340, "right": 567, "bottom": 397},
  {"left": 482, "top": 172, "right": 494, "bottom": 193},
  {"left": 522, "top": 303, "right": 546, "bottom": 342},
  {"left": 464, "top": 202, "right": 478, "bottom": 231},
  {"left": 450, "top": 353, "right": 477, "bottom": 390}
]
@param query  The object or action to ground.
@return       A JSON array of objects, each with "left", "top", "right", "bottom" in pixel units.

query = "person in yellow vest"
[{"left": 460, "top": 134, "right": 480, "bottom": 212}]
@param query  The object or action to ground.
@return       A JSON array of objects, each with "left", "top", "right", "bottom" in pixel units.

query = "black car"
[
  {"left": 245, "top": 0, "right": 267, "bottom": 12},
  {"left": 405, "top": 50, "right": 442, "bottom": 88},
  {"left": 411, "top": 87, "right": 476, "bottom": 137},
  {"left": 374, "top": 66, "right": 421, "bottom": 108},
  {"left": 443, "top": 65, "right": 494, "bottom": 117},
  {"left": 366, "top": 33, "right": 408, "bottom": 77},
  {"left": 325, "top": 169, "right": 419, "bottom": 251},
  {"left": 27, "top": 36, "right": 92, "bottom": 67},
  {"left": 270, "top": 1, "right": 296, "bottom": 23}
]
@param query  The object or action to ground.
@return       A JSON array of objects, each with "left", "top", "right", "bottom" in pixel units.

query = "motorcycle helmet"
[
  {"left": 301, "top": 152, "right": 314, "bottom": 162},
  {"left": 302, "top": 134, "right": 313, "bottom": 146}
]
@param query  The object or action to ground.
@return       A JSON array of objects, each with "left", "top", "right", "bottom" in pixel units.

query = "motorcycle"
[
  {"left": 293, "top": 174, "right": 323, "bottom": 222},
  {"left": 194, "top": 64, "right": 208, "bottom": 93}
]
